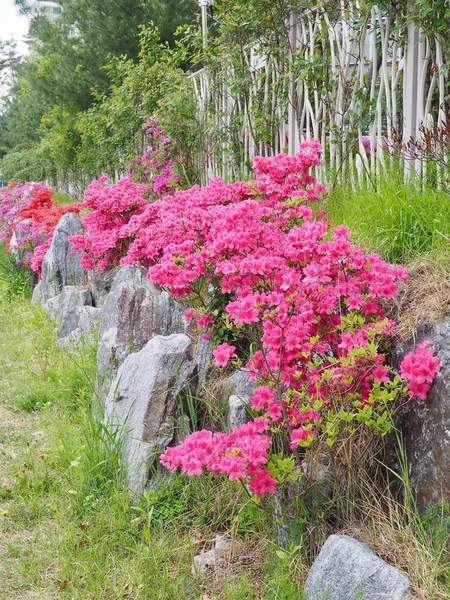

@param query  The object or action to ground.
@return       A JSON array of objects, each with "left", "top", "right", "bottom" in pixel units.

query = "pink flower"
[
  {"left": 213, "top": 343, "right": 237, "bottom": 367},
  {"left": 290, "top": 427, "right": 315, "bottom": 449},
  {"left": 372, "top": 365, "right": 390, "bottom": 383},
  {"left": 400, "top": 341, "right": 441, "bottom": 400},
  {"left": 197, "top": 313, "right": 214, "bottom": 328},
  {"left": 249, "top": 469, "right": 277, "bottom": 497},
  {"left": 185, "top": 309, "right": 197, "bottom": 322},
  {"left": 250, "top": 386, "right": 283, "bottom": 422}
]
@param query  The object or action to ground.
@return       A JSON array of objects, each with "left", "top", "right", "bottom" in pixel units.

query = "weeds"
[{"left": 0, "top": 245, "right": 32, "bottom": 302}]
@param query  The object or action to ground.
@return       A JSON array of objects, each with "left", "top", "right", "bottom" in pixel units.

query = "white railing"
[{"left": 189, "top": 6, "right": 448, "bottom": 184}]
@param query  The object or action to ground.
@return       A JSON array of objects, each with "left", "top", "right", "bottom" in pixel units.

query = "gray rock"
[
  {"left": 57, "top": 306, "right": 102, "bottom": 350},
  {"left": 390, "top": 319, "right": 449, "bottom": 511},
  {"left": 104, "top": 334, "right": 196, "bottom": 495},
  {"left": 31, "top": 281, "right": 42, "bottom": 305},
  {"left": 227, "top": 395, "right": 248, "bottom": 431},
  {"left": 223, "top": 370, "right": 256, "bottom": 400},
  {"left": 192, "top": 333, "right": 213, "bottom": 385},
  {"left": 192, "top": 534, "right": 232, "bottom": 574},
  {"left": 77, "top": 305, "right": 102, "bottom": 333},
  {"left": 192, "top": 548, "right": 216, "bottom": 574},
  {"left": 304, "top": 535, "right": 411, "bottom": 600},
  {"left": 96, "top": 265, "right": 186, "bottom": 403},
  {"left": 10, "top": 220, "right": 31, "bottom": 258},
  {"left": 87, "top": 268, "right": 118, "bottom": 308},
  {"left": 44, "top": 286, "right": 93, "bottom": 338},
  {"left": 9, "top": 230, "right": 20, "bottom": 257},
  {"left": 40, "top": 213, "right": 84, "bottom": 303},
  {"left": 222, "top": 371, "right": 254, "bottom": 431}
]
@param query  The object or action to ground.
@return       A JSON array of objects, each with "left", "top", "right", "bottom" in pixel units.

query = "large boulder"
[
  {"left": 87, "top": 268, "right": 119, "bottom": 308},
  {"left": 104, "top": 334, "right": 196, "bottom": 495},
  {"left": 390, "top": 319, "right": 450, "bottom": 511},
  {"left": 304, "top": 534, "right": 411, "bottom": 599},
  {"left": 57, "top": 306, "right": 102, "bottom": 350},
  {"left": 31, "top": 280, "right": 42, "bottom": 305},
  {"left": 192, "top": 334, "right": 213, "bottom": 388},
  {"left": 44, "top": 286, "right": 93, "bottom": 338},
  {"left": 96, "top": 265, "right": 186, "bottom": 403},
  {"left": 40, "top": 213, "right": 84, "bottom": 303}
]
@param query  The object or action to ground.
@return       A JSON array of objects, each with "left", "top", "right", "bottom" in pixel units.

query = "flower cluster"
[
  {"left": 400, "top": 340, "right": 441, "bottom": 400},
  {"left": 160, "top": 419, "right": 277, "bottom": 497},
  {"left": 361, "top": 136, "right": 389, "bottom": 154},
  {"left": 0, "top": 181, "right": 47, "bottom": 245},
  {"left": 128, "top": 118, "right": 179, "bottom": 199},
  {"left": 69, "top": 176, "right": 149, "bottom": 271},
  {"left": 0, "top": 182, "right": 79, "bottom": 272},
  {"left": 70, "top": 120, "right": 180, "bottom": 271}
]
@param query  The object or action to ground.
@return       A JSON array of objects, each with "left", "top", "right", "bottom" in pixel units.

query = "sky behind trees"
[{"left": 0, "top": 0, "right": 29, "bottom": 56}]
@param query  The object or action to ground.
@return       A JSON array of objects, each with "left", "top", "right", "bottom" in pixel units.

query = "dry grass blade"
[{"left": 386, "top": 252, "right": 450, "bottom": 340}]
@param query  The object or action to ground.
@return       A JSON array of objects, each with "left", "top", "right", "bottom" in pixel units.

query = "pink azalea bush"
[
  {"left": 18, "top": 188, "right": 80, "bottom": 275},
  {"left": 68, "top": 176, "right": 149, "bottom": 271},
  {"left": 0, "top": 181, "right": 47, "bottom": 246},
  {"left": 12, "top": 218, "right": 49, "bottom": 269},
  {"left": 70, "top": 140, "right": 440, "bottom": 498},
  {"left": 70, "top": 119, "right": 180, "bottom": 271},
  {"left": 0, "top": 182, "right": 79, "bottom": 272}
]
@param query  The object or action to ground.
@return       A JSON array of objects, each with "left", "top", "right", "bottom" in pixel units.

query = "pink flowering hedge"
[
  {"left": 0, "top": 181, "right": 47, "bottom": 250},
  {"left": 0, "top": 120, "right": 178, "bottom": 276},
  {"left": 0, "top": 182, "right": 79, "bottom": 273},
  {"left": 70, "top": 140, "right": 441, "bottom": 498},
  {"left": 70, "top": 119, "right": 180, "bottom": 271}
]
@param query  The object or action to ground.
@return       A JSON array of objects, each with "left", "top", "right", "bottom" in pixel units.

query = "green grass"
[
  {"left": 52, "top": 191, "right": 78, "bottom": 205},
  {"left": 0, "top": 245, "right": 32, "bottom": 302},
  {"left": 323, "top": 171, "right": 450, "bottom": 263},
  {"left": 0, "top": 256, "right": 306, "bottom": 599}
]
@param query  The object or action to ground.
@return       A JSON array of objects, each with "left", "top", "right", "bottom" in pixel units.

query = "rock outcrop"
[
  {"left": 57, "top": 306, "right": 102, "bottom": 350},
  {"left": 40, "top": 213, "right": 84, "bottom": 303},
  {"left": 104, "top": 333, "right": 196, "bottom": 495},
  {"left": 31, "top": 280, "right": 42, "bottom": 305},
  {"left": 96, "top": 265, "right": 186, "bottom": 403},
  {"left": 192, "top": 534, "right": 232, "bottom": 574},
  {"left": 87, "top": 268, "right": 119, "bottom": 308},
  {"left": 304, "top": 534, "right": 411, "bottom": 600},
  {"left": 44, "top": 286, "right": 93, "bottom": 338},
  {"left": 391, "top": 319, "right": 450, "bottom": 511},
  {"left": 192, "top": 334, "right": 213, "bottom": 387}
]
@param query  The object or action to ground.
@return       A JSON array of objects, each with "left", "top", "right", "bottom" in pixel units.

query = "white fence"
[{"left": 189, "top": 6, "right": 448, "bottom": 184}]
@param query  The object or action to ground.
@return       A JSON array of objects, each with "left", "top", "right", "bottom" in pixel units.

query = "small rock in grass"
[
  {"left": 304, "top": 534, "right": 412, "bottom": 600},
  {"left": 191, "top": 534, "right": 233, "bottom": 574}
]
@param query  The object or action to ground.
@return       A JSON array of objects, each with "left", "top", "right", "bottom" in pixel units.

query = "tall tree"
[{"left": 0, "top": 0, "right": 197, "bottom": 158}]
